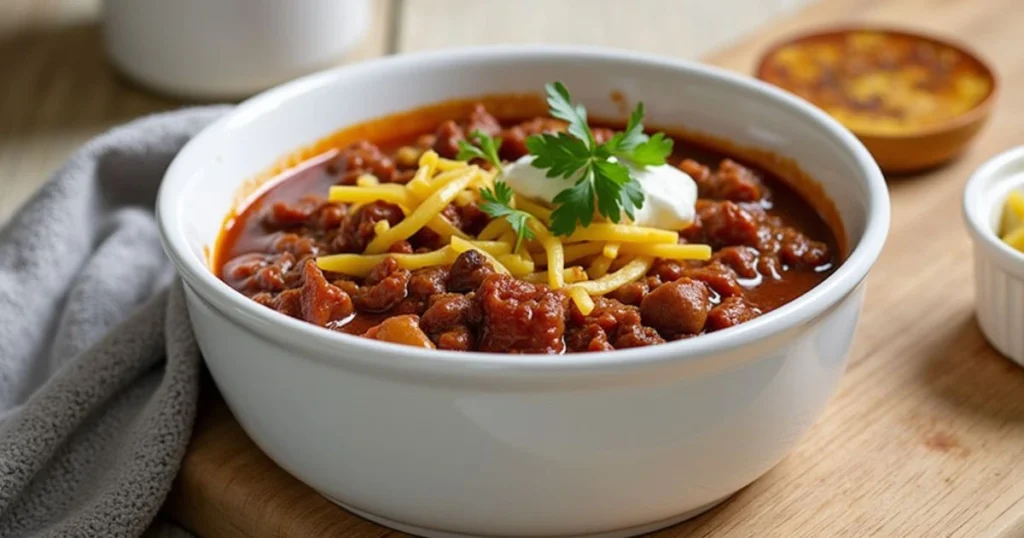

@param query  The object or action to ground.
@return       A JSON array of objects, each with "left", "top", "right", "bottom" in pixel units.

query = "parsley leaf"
[
  {"left": 545, "top": 82, "right": 595, "bottom": 149},
  {"left": 630, "top": 132, "right": 673, "bottom": 166},
  {"left": 592, "top": 160, "right": 634, "bottom": 223},
  {"left": 527, "top": 82, "right": 676, "bottom": 235},
  {"left": 605, "top": 102, "right": 647, "bottom": 154},
  {"left": 605, "top": 103, "right": 674, "bottom": 166},
  {"left": 456, "top": 130, "right": 505, "bottom": 174},
  {"left": 479, "top": 181, "right": 535, "bottom": 251},
  {"left": 525, "top": 132, "right": 591, "bottom": 178},
  {"left": 550, "top": 172, "right": 595, "bottom": 235}
]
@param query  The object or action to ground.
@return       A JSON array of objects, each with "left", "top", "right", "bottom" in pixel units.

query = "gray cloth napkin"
[{"left": 0, "top": 107, "right": 230, "bottom": 537}]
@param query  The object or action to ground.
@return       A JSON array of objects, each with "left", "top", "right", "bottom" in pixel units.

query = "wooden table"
[{"left": 5, "top": 0, "right": 1024, "bottom": 536}]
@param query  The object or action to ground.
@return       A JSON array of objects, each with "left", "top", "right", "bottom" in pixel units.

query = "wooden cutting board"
[{"left": 164, "top": 0, "right": 1024, "bottom": 536}]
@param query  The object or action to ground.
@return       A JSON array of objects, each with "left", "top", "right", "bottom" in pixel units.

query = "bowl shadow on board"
[
  {"left": 919, "top": 312, "right": 1024, "bottom": 425},
  {"left": 0, "top": 22, "right": 184, "bottom": 143}
]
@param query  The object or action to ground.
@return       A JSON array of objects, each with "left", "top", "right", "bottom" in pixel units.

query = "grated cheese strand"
[
  {"left": 565, "top": 223, "right": 678, "bottom": 244},
  {"left": 317, "top": 248, "right": 455, "bottom": 277},
  {"left": 570, "top": 257, "right": 654, "bottom": 296},
  {"left": 528, "top": 219, "right": 564, "bottom": 289},
  {"left": 364, "top": 168, "right": 478, "bottom": 254}
]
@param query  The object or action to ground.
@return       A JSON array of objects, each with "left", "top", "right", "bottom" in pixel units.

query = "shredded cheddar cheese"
[
  {"left": 566, "top": 286, "right": 596, "bottom": 315},
  {"left": 477, "top": 219, "right": 511, "bottom": 241},
  {"left": 313, "top": 148, "right": 711, "bottom": 314},
  {"left": 523, "top": 267, "right": 589, "bottom": 284},
  {"left": 365, "top": 168, "right": 479, "bottom": 254},
  {"left": 571, "top": 257, "right": 654, "bottom": 296},
  {"left": 565, "top": 223, "right": 679, "bottom": 244},
  {"left": 317, "top": 248, "right": 455, "bottom": 277}
]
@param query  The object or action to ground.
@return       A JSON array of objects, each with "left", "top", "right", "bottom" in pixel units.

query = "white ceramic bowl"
[
  {"left": 157, "top": 46, "right": 889, "bottom": 538},
  {"left": 102, "top": 0, "right": 370, "bottom": 99},
  {"left": 963, "top": 146, "right": 1024, "bottom": 367}
]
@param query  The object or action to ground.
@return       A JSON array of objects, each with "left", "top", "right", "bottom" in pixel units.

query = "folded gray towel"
[{"left": 0, "top": 107, "right": 229, "bottom": 537}]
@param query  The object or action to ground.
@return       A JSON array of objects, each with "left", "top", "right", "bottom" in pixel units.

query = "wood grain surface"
[{"left": 4, "top": 0, "right": 1024, "bottom": 536}]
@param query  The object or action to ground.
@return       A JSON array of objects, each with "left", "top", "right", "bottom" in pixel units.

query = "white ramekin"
[
  {"left": 101, "top": 0, "right": 369, "bottom": 100},
  {"left": 157, "top": 46, "right": 890, "bottom": 537},
  {"left": 963, "top": 146, "right": 1024, "bottom": 367}
]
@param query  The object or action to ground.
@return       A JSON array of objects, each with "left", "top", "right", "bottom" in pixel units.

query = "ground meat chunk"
[
  {"left": 269, "top": 232, "right": 318, "bottom": 257},
  {"left": 565, "top": 324, "right": 614, "bottom": 352},
  {"left": 443, "top": 202, "right": 490, "bottom": 236},
  {"left": 466, "top": 104, "right": 502, "bottom": 137},
  {"left": 355, "top": 257, "right": 410, "bottom": 313},
  {"left": 222, "top": 252, "right": 296, "bottom": 293},
  {"left": 448, "top": 250, "right": 496, "bottom": 292},
  {"left": 329, "top": 141, "right": 398, "bottom": 184},
  {"left": 265, "top": 288, "right": 302, "bottom": 319},
  {"left": 649, "top": 259, "right": 686, "bottom": 283},
  {"left": 409, "top": 266, "right": 450, "bottom": 299},
  {"left": 683, "top": 200, "right": 761, "bottom": 248},
  {"left": 606, "top": 279, "right": 649, "bottom": 306},
  {"left": 421, "top": 293, "right": 472, "bottom": 333},
  {"left": 613, "top": 323, "right": 666, "bottom": 348},
  {"left": 758, "top": 254, "right": 783, "bottom": 279},
  {"left": 410, "top": 227, "right": 446, "bottom": 252},
  {"left": 499, "top": 117, "right": 567, "bottom": 160},
  {"left": 263, "top": 196, "right": 323, "bottom": 228},
  {"left": 681, "top": 158, "right": 765, "bottom": 202},
  {"left": 569, "top": 296, "right": 642, "bottom": 331},
  {"left": 715, "top": 159, "right": 765, "bottom": 201},
  {"left": 387, "top": 241, "right": 414, "bottom": 254},
  {"left": 432, "top": 120, "right": 465, "bottom": 159},
  {"left": 778, "top": 228, "right": 831, "bottom": 269},
  {"left": 685, "top": 263, "right": 743, "bottom": 297},
  {"left": 640, "top": 277, "right": 710, "bottom": 336},
  {"left": 393, "top": 298, "right": 429, "bottom": 315},
  {"left": 362, "top": 315, "right": 435, "bottom": 348},
  {"left": 715, "top": 159, "right": 764, "bottom": 201},
  {"left": 435, "top": 326, "right": 474, "bottom": 351},
  {"left": 307, "top": 203, "right": 346, "bottom": 230},
  {"left": 471, "top": 274, "right": 568, "bottom": 353},
  {"left": 298, "top": 260, "right": 354, "bottom": 326},
  {"left": 421, "top": 293, "right": 474, "bottom": 350},
  {"left": 365, "top": 256, "right": 400, "bottom": 285},
  {"left": 706, "top": 296, "right": 763, "bottom": 331},
  {"left": 566, "top": 297, "right": 659, "bottom": 352},
  {"left": 332, "top": 278, "right": 360, "bottom": 296},
  {"left": 333, "top": 201, "right": 404, "bottom": 253},
  {"left": 713, "top": 246, "right": 760, "bottom": 279},
  {"left": 678, "top": 159, "right": 712, "bottom": 184}
]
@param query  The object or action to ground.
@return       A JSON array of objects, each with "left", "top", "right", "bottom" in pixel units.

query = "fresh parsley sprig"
[
  {"left": 456, "top": 130, "right": 504, "bottom": 174},
  {"left": 478, "top": 181, "right": 535, "bottom": 251},
  {"left": 526, "top": 82, "right": 674, "bottom": 236},
  {"left": 457, "top": 131, "right": 533, "bottom": 250}
]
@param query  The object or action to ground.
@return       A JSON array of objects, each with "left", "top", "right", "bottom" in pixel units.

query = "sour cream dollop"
[{"left": 501, "top": 155, "right": 697, "bottom": 230}]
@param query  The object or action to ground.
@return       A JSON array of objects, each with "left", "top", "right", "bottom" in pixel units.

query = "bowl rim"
[
  {"left": 963, "top": 145, "right": 1024, "bottom": 277},
  {"left": 157, "top": 44, "right": 890, "bottom": 377},
  {"left": 754, "top": 25, "right": 999, "bottom": 141}
]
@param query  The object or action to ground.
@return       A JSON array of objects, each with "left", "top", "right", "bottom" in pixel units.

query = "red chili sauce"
[{"left": 214, "top": 101, "right": 840, "bottom": 354}]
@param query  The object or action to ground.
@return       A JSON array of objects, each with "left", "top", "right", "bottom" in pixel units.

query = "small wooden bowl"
[{"left": 756, "top": 27, "right": 998, "bottom": 174}]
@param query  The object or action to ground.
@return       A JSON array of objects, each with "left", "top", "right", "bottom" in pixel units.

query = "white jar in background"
[{"left": 101, "top": 0, "right": 370, "bottom": 100}]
